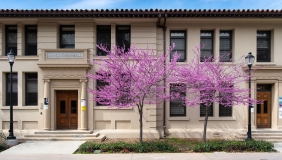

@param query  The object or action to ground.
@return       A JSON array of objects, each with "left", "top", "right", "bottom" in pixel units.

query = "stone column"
[
  {"left": 80, "top": 80, "right": 88, "bottom": 130},
  {"left": 43, "top": 79, "right": 51, "bottom": 130}
]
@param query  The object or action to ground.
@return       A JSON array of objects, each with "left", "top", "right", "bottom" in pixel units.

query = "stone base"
[{"left": 5, "top": 139, "right": 18, "bottom": 146}]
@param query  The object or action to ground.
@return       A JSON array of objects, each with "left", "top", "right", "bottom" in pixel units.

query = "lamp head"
[
  {"left": 245, "top": 52, "right": 255, "bottom": 66},
  {"left": 7, "top": 49, "right": 15, "bottom": 63}
]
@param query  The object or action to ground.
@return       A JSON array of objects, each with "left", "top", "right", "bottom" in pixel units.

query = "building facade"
[{"left": 0, "top": 9, "right": 282, "bottom": 139}]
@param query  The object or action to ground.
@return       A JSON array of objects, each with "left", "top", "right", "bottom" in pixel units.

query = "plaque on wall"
[{"left": 46, "top": 52, "right": 83, "bottom": 59}]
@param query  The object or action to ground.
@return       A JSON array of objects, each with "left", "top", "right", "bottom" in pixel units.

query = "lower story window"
[
  {"left": 25, "top": 73, "right": 38, "bottom": 105},
  {"left": 170, "top": 83, "right": 186, "bottom": 117},
  {"left": 200, "top": 103, "right": 213, "bottom": 117},
  {"left": 6, "top": 73, "right": 18, "bottom": 106}
]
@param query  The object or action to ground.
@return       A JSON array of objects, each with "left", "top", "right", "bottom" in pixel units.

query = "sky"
[{"left": 0, "top": 0, "right": 281, "bottom": 10}]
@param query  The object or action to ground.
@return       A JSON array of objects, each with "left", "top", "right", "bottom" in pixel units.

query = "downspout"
[{"left": 157, "top": 13, "right": 167, "bottom": 138}]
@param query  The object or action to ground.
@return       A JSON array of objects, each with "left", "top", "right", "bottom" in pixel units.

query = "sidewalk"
[
  {"left": 0, "top": 141, "right": 85, "bottom": 154},
  {"left": 0, "top": 153, "right": 281, "bottom": 160}
]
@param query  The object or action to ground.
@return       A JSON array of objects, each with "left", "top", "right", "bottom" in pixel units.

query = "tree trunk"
[
  {"left": 202, "top": 106, "right": 209, "bottom": 143},
  {"left": 139, "top": 105, "right": 143, "bottom": 143}
]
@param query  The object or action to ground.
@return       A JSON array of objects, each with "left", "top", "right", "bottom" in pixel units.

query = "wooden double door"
[
  {"left": 57, "top": 90, "right": 78, "bottom": 129},
  {"left": 256, "top": 92, "right": 271, "bottom": 128}
]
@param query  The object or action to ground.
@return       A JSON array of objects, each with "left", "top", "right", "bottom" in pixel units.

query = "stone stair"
[
  {"left": 18, "top": 130, "right": 106, "bottom": 142},
  {"left": 235, "top": 129, "right": 282, "bottom": 142}
]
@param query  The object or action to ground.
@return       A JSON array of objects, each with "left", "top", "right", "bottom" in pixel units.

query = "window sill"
[
  {"left": 94, "top": 106, "right": 133, "bottom": 110},
  {"left": 168, "top": 117, "right": 190, "bottom": 121},
  {"left": 198, "top": 117, "right": 236, "bottom": 121},
  {"left": 255, "top": 62, "right": 276, "bottom": 66},
  {"left": 1, "top": 106, "right": 39, "bottom": 110},
  {"left": 0, "top": 56, "right": 39, "bottom": 60}
]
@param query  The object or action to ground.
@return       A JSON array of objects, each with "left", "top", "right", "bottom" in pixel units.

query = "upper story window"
[
  {"left": 257, "top": 31, "right": 271, "bottom": 62},
  {"left": 60, "top": 25, "right": 75, "bottom": 48},
  {"left": 97, "top": 25, "right": 111, "bottom": 56},
  {"left": 170, "top": 31, "right": 186, "bottom": 62},
  {"left": 116, "top": 25, "right": 130, "bottom": 53},
  {"left": 5, "top": 25, "right": 17, "bottom": 55},
  {"left": 25, "top": 25, "right": 37, "bottom": 56},
  {"left": 220, "top": 31, "right": 232, "bottom": 62},
  {"left": 6, "top": 73, "right": 18, "bottom": 106},
  {"left": 200, "top": 31, "right": 214, "bottom": 62},
  {"left": 25, "top": 73, "right": 38, "bottom": 106}
]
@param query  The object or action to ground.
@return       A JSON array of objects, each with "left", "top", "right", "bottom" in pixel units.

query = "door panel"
[
  {"left": 57, "top": 90, "right": 78, "bottom": 129},
  {"left": 256, "top": 92, "right": 271, "bottom": 128}
]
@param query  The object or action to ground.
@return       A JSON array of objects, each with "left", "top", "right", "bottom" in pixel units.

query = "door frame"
[
  {"left": 56, "top": 90, "right": 78, "bottom": 129},
  {"left": 256, "top": 84, "right": 272, "bottom": 129},
  {"left": 50, "top": 87, "right": 81, "bottom": 130}
]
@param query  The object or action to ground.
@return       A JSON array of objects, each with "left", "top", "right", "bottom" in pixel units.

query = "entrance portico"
[{"left": 38, "top": 49, "right": 90, "bottom": 130}]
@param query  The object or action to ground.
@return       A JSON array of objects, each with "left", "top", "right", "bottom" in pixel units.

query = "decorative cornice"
[{"left": 1, "top": 9, "right": 282, "bottom": 18}]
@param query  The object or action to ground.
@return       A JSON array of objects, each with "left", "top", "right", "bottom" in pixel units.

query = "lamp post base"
[{"left": 5, "top": 139, "right": 18, "bottom": 146}]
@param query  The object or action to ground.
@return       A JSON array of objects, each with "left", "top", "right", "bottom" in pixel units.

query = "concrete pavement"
[
  {"left": 0, "top": 153, "right": 282, "bottom": 160},
  {"left": 0, "top": 141, "right": 85, "bottom": 154}
]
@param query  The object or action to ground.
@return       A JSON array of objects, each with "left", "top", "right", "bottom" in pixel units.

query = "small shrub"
[
  {"left": 192, "top": 140, "right": 274, "bottom": 152},
  {"left": 0, "top": 143, "right": 9, "bottom": 152},
  {"left": 76, "top": 141, "right": 177, "bottom": 154},
  {"left": 0, "top": 130, "right": 6, "bottom": 141}
]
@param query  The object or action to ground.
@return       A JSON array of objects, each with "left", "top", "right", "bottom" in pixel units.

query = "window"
[
  {"left": 219, "top": 104, "right": 232, "bottom": 117},
  {"left": 116, "top": 25, "right": 130, "bottom": 53},
  {"left": 200, "top": 90, "right": 214, "bottom": 117},
  {"left": 170, "top": 31, "right": 186, "bottom": 62},
  {"left": 97, "top": 25, "right": 111, "bottom": 56},
  {"left": 219, "top": 84, "right": 233, "bottom": 117},
  {"left": 257, "top": 31, "right": 271, "bottom": 62},
  {"left": 6, "top": 73, "right": 18, "bottom": 106},
  {"left": 60, "top": 25, "right": 75, "bottom": 48},
  {"left": 220, "top": 31, "right": 232, "bottom": 62},
  {"left": 25, "top": 25, "right": 37, "bottom": 56},
  {"left": 96, "top": 79, "right": 110, "bottom": 106},
  {"left": 200, "top": 103, "right": 213, "bottom": 117},
  {"left": 5, "top": 25, "right": 17, "bottom": 55},
  {"left": 25, "top": 73, "right": 38, "bottom": 105},
  {"left": 170, "top": 83, "right": 186, "bottom": 117},
  {"left": 115, "top": 73, "right": 132, "bottom": 105},
  {"left": 200, "top": 31, "right": 213, "bottom": 62}
]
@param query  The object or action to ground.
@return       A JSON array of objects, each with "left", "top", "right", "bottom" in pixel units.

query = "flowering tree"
[
  {"left": 171, "top": 46, "right": 255, "bottom": 143},
  {"left": 87, "top": 44, "right": 180, "bottom": 143}
]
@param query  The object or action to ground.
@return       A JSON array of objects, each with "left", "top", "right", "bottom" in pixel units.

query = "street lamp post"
[
  {"left": 245, "top": 52, "right": 255, "bottom": 141},
  {"left": 6, "top": 49, "right": 18, "bottom": 146}
]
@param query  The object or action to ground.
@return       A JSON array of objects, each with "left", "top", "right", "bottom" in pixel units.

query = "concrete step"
[
  {"left": 18, "top": 135, "right": 106, "bottom": 142},
  {"left": 251, "top": 130, "right": 282, "bottom": 133},
  {"left": 236, "top": 135, "right": 282, "bottom": 139},
  {"left": 34, "top": 130, "right": 93, "bottom": 134},
  {"left": 236, "top": 130, "right": 282, "bottom": 142},
  {"left": 24, "top": 133, "right": 100, "bottom": 138},
  {"left": 237, "top": 133, "right": 282, "bottom": 136}
]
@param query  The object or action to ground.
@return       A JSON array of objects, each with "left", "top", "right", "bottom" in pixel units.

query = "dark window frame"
[
  {"left": 6, "top": 73, "right": 18, "bottom": 106},
  {"left": 25, "top": 25, "right": 37, "bottom": 56},
  {"left": 257, "top": 31, "right": 271, "bottom": 62},
  {"left": 170, "top": 31, "right": 186, "bottom": 62},
  {"left": 200, "top": 30, "right": 214, "bottom": 62},
  {"left": 97, "top": 25, "right": 111, "bottom": 56},
  {"left": 5, "top": 25, "right": 17, "bottom": 56},
  {"left": 116, "top": 25, "right": 131, "bottom": 53},
  {"left": 60, "top": 25, "right": 75, "bottom": 48},
  {"left": 220, "top": 31, "right": 232, "bottom": 62},
  {"left": 200, "top": 103, "right": 213, "bottom": 117},
  {"left": 170, "top": 83, "right": 186, "bottom": 117},
  {"left": 25, "top": 73, "right": 38, "bottom": 106}
]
